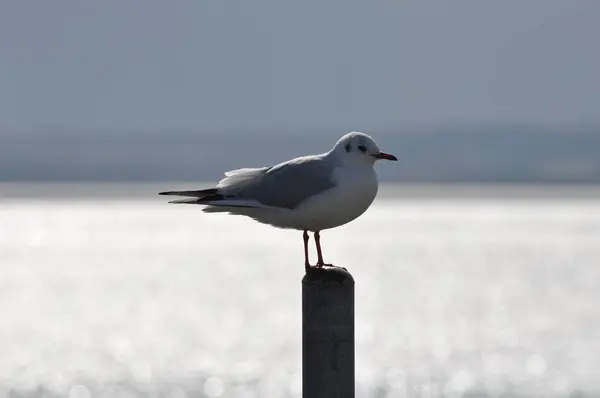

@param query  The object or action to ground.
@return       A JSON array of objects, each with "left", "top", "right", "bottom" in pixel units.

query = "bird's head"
[{"left": 331, "top": 132, "right": 397, "bottom": 166}]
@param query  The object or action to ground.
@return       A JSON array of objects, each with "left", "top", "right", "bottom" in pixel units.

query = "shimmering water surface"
[{"left": 1, "top": 184, "right": 599, "bottom": 397}]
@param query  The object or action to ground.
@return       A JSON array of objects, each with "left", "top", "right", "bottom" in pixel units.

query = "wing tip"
[
  {"left": 167, "top": 198, "right": 200, "bottom": 204},
  {"left": 158, "top": 188, "right": 219, "bottom": 197}
]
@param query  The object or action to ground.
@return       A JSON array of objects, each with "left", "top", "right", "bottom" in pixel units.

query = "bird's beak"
[{"left": 372, "top": 152, "right": 398, "bottom": 161}]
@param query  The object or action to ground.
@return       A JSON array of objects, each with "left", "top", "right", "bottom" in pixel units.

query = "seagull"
[{"left": 159, "top": 132, "right": 397, "bottom": 270}]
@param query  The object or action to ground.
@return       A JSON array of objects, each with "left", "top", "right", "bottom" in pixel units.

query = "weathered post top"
[{"left": 302, "top": 266, "right": 355, "bottom": 398}]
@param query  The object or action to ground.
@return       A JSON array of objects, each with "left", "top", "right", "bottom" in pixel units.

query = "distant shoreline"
[
  {"left": 2, "top": 128, "right": 600, "bottom": 183},
  {"left": 2, "top": 182, "right": 599, "bottom": 200}
]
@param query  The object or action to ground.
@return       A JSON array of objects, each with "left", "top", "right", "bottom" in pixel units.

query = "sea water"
[{"left": 1, "top": 183, "right": 599, "bottom": 397}]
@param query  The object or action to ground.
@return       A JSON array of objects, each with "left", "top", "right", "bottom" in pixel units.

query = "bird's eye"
[{"left": 358, "top": 145, "right": 367, "bottom": 153}]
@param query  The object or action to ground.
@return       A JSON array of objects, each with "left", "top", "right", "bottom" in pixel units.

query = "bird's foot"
[
  {"left": 316, "top": 262, "right": 334, "bottom": 268},
  {"left": 306, "top": 263, "right": 348, "bottom": 273},
  {"left": 304, "top": 263, "right": 332, "bottom": 271}
]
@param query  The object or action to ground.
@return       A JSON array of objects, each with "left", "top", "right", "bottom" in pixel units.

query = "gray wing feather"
[{"left": 239, "top": 156, "right": 335, "bottom": 209}]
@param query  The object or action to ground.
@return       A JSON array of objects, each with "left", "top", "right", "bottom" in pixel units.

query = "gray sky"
[{"left": 1, "top": 0, "right": 599, "bottom": 134}]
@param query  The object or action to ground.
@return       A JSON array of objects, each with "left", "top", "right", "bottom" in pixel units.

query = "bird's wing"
[
  {"left": 159, "top": 168, "right": 270, "bottom": 199},
  {"left": 160, "top": 156, "right": 336, "bottom": 210},
  {"left": 216, "top": 167, "right": 271, "bottom": 190},
  {"left": 234, "top": 155, "right": 336, "bottom": 209}
]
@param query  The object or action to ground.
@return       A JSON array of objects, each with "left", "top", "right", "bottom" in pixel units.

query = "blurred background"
[{"left": 1, "top": 1, "right": 599, "bottom": 397}]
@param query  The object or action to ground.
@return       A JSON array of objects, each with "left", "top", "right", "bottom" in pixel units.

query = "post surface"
[{"left": 302, "top": 266, "right": 355, "bottom": 398}]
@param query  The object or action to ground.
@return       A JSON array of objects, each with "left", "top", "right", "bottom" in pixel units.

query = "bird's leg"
[
  {"left": 314, "top": 231, "right": 333, "bottom": 267},
  {"left": 303, "top": 230, "right": 311, "bottom": 271}
]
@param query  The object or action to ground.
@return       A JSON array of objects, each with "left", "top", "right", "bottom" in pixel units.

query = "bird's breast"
[
  {"left": 333, "top": 165, "right": 378, "bottom": 211},
  {"left": 294, "top": 165, "right": 378, "bottom": 231}
]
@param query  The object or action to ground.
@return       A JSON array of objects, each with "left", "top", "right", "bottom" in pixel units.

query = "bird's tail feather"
[
  {"left": 159, "top": 187, "right": 274, "bottom": 209},
  {"left": 158, "top": 188, "right": 218, "bottom": 197},
  {"left": 167, "top": 198, "right": 206, "bottom": 204}
]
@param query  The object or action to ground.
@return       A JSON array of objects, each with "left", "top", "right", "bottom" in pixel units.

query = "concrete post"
[{"left": 302, "top": 266, "right": 355, "bottom": 398}]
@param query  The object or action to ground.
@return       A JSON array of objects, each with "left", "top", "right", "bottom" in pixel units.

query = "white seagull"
[{"left": 159, "top": 132, "right": 397, "bottom": 270}]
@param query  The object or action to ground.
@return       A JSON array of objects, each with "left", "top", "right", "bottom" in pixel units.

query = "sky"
[{"left": 1, "top": 0, "right": 600, "bottom": 135}]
